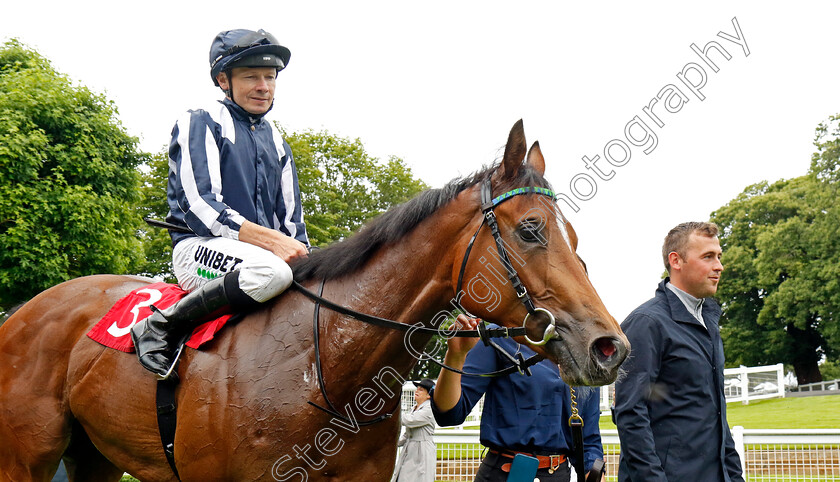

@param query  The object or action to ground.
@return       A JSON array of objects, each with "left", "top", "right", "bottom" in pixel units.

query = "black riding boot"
[{"left": 130, "top": 274, "right": 231, "bottom": 379}]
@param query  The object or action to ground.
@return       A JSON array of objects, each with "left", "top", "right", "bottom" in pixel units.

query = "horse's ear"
[
  {"left": 526, "top": 141, "right": 545, "bottom": 175},
  {"left": 500, "top": 119, "right": 527, "bottom": 180}
]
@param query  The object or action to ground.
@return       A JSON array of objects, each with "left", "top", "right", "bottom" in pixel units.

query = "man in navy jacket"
[{"left": 614, "top": 222, "right": 744, "bottom": 481}]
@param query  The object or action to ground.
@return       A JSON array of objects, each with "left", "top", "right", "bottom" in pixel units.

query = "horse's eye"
[{"left": 518, "top": 219, "right": 545, "bottom": 244}]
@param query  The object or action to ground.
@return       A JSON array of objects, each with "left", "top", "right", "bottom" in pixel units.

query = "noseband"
[{"left": 455, "top": 179, "right": 559, "bottom": 346}]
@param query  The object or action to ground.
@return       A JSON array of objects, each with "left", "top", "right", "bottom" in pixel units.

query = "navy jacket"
[
  {"left": 614, "top": 279, "right": 744, "bottom": 481},
  {"left": 430, "top": 331, "right": 604, "bottom": 472},
  {"left": 166, "top": 98, "right": 308, "bottom": 247}
]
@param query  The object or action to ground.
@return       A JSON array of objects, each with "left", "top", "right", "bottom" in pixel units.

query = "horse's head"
[{"left": 454, "top": 120, "right": 629, "bottom": 386}]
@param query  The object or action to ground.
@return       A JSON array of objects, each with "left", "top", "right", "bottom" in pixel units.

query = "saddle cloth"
[{"left": 87, "top": 282, "right": 234, "bottom": 352}]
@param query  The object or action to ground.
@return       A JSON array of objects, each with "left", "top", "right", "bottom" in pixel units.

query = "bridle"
[
  {"left": 455, "top": 179, "right": 559, "bottom": 346},
  {"left": 295, "top": 177, "right": 562, "bottom": 425}
]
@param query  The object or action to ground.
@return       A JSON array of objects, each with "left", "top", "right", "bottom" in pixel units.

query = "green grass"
[
  {"left": 600, "top": 394, "right": 840, "bottom": 430},
  {"left": 725, "top": 395, "right": 840, "bottom": 428},
  {"left": 600, "top": 413, "right": 617, "bottom": 431}
]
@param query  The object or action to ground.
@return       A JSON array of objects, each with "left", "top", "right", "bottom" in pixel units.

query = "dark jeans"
[{"left": 474, "top": 451, "right": 571, "bottom": 482}]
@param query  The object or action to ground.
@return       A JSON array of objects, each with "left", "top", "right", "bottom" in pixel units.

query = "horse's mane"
[{"left": 292, "top": 160, "right": 552, "bottom": 283}]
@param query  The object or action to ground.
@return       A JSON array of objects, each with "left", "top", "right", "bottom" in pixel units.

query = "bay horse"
[{"left": 0, "top": 120, "right": 628, "bottom": 481}]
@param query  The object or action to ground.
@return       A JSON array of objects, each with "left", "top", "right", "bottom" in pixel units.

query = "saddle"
[
  {"left": 87, "top": 282, "right": 234, "bottom": 352},
  {"left": 87, "top": 282, "right": 239, "bottom": 480}
]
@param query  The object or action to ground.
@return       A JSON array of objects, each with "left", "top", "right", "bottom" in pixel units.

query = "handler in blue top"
[
  {"left": 131, "top": 28, "right": 309, "bottom": 379},
  {"left": 614, "top": 221, "right": 744, "bottom": 481},
  {"left": 431, "top": 315, "right": 606, "bottom": 482}
]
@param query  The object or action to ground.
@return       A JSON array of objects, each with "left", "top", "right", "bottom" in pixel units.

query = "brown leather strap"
[{"left": 490, "top": 449, "right": 567, "bottom": 473}]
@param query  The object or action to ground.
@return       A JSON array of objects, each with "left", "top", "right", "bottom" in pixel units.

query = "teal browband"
[{"left": 491, "top": 186, "right": 555, "bottom": 206}]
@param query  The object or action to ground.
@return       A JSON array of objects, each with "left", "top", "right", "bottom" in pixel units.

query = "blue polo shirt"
[{"left": 430, "top": 330, "right": 604, "bottom": 472}]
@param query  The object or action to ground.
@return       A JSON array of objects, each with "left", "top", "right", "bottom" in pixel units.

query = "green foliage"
[
  {"left": 283, "top": 127, "right": 429, "bottom": 246},
  {"left": 711, "top": 115, "right": 840, "bottom": 384},
  {"left": 0, "top": 40, "right": 149, "bottom": 311},
  {"left": 0, "top": 42, "right": 428, "bottom": 313},
  {"left": 811, "top": 114, "right": 840, "bottom": 184},
  {"left": 407, "top": 315, "right": 463, "bottom": 381},
  {"left": 135, "top": 127, "right": 430, "bottom": 280},
  {"left": 820, "top": 360, "right": 840, "bottom": 381},
  {"left": 135, "top": 150, "right": 175, "bottom": 282}
]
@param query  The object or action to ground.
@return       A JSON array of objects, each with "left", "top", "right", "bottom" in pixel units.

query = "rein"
[
  {"left": 146, "top": 181, "right": 562, "bottom": 426},
  {"left": 307, "top": 279, "right": 397, "bottom": 425},
  {"left": 300, "top": 179, "right": 562, "bottom": 424}
]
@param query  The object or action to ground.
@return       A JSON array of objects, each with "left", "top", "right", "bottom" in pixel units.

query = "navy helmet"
[{"left": 209, "top": 29, "right": 291, "bottom": 86}]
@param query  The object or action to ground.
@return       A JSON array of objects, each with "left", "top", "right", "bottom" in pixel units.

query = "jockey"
[{"left": 131, "top": 28, "right": 309, "bottom": 379}]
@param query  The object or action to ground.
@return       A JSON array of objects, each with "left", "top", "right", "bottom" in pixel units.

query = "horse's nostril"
[{"left": 593, "top": 337, "right": 617, "bottom": 360}]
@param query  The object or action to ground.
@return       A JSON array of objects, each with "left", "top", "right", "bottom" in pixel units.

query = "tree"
[
  {"left": 137, "top": 126, "right": 438, "bottom": 371},
  {"left": 137, "top": 127, "right": 429, "bottom": 274},
  {"left": 283, "top": 128, "right": 429, "bottom": 246},
  {"left": 0, "top": 40, "right": 149, "bottom": 313},
  {"left": 136, "top": 150, "right": 175, "bottom": 282},
  {"left": 711, "top": 115, "right": 840, "bottom": 384}
]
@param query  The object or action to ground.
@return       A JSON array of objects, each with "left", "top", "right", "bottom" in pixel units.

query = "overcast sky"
[{"left": 4, "top": 1, "right": 840, "bottom": 321}]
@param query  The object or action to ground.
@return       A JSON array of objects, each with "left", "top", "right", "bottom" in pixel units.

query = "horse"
[{"left": 0, "top": 120, "right": 629, "bottom": 481}]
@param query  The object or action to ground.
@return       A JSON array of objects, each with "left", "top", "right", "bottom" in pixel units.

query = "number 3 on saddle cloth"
[{"left": 87, "top": 282, "right": 234, "bottom": 352}]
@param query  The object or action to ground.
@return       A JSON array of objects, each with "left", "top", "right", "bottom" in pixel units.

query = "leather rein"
[{"left": 298, "top": 179, "right": 561, "bottom": 425}]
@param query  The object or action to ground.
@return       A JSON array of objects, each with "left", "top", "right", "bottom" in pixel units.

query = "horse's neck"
[
  {"left": 338, "top": 202, "right": 472, "bottom": 326},
  {"left": 313, "top": 199, "right": 476, "bottom": 399}
]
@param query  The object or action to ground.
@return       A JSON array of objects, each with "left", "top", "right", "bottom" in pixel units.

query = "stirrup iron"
[{"left": 157, "top": 340, "right": 187, "bottom": 381}]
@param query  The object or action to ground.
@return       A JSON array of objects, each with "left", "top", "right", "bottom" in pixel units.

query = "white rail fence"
[
  {"left": 401, "top": 363, "right": 787, "bottom": 420},
  {"left": 723, "top": 363, "right": 787, "bottom": 404},
  {"left": 400, "top": 363, "right": 839, "bottom": 480},
  {"left": 429, "top": 428, "right": 840, "bottom": 481},
  {"left": 791, "top": 378, "right": 840, "bottom": 393}
]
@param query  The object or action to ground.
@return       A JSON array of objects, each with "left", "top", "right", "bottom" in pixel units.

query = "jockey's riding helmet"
[{"left": 209, "top": 29, "right": 291, "bottom": 86}]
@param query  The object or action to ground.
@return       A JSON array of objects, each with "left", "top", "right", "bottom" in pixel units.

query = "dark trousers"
[{"left": 475, "top": 450, "right": 571, "bottom": 482}]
